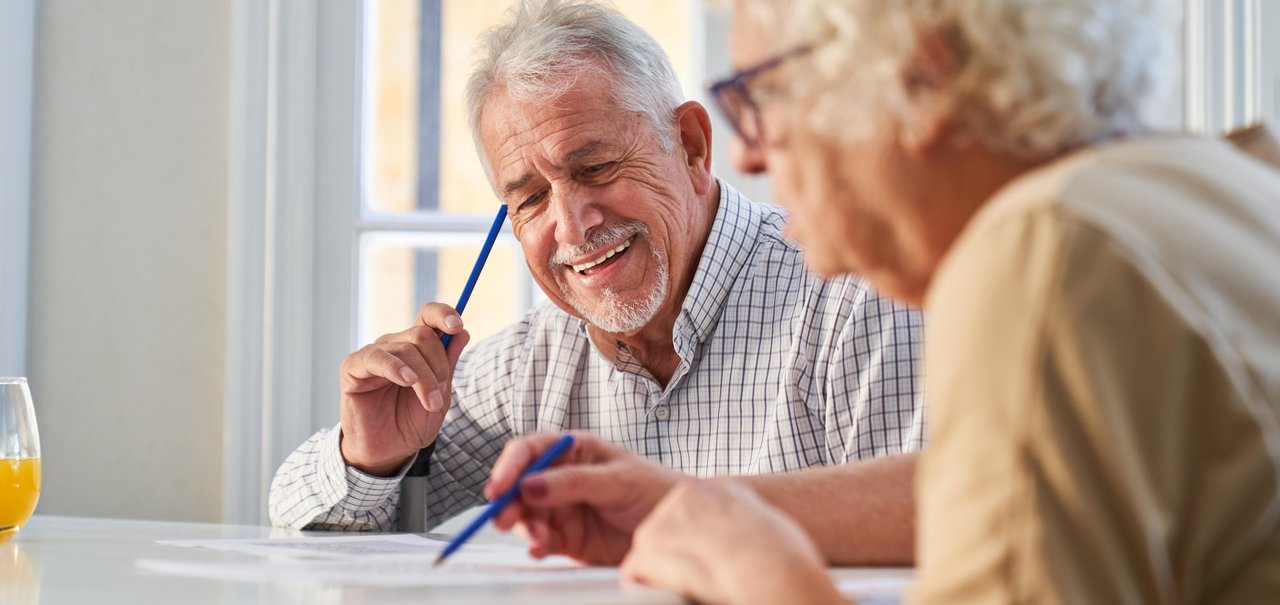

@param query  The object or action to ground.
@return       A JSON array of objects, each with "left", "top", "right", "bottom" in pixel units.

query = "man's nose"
[
  {"left": 551, "top": 188, "right": 605, "bottom": 246},
  {"left": 729, "top": 136, "right": 767, "bottom": 175}
]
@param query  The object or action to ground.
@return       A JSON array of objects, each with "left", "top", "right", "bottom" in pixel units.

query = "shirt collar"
[{"left": 674, "top": 179, "right": 763, "bottom": 351}]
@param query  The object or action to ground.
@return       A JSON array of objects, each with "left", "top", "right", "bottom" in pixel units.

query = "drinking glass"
[{"left": 0, "top": 378, "right": 40, "bottom": 542}]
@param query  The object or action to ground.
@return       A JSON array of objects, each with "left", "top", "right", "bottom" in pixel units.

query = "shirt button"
[{"left": 654, "top": 406, "right": 670, "bottom": 420}]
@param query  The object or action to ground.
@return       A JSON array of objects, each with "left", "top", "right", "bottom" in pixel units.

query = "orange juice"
[{"left": 0, "top": 458, "right": 40, "bottom": 542}]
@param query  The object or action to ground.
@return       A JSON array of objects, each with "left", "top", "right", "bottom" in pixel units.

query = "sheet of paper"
[
  {"left": 147, "top": 534, "right": 913, "bottom": 602},
  {"left": 136, "top": 557, "right": 621, "bottom": 587},
  {"left": 144, "top": 534, "right": 619, "bottom": 587},
  {"left": 834, "top": 568, "right": 914, "bottom": 605},
  {"left": 158, "top": 534, "right": 491, "bottom": 561}
]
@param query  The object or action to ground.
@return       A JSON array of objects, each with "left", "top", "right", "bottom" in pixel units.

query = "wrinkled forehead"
[{"left": 477, "top": 82, "right": 652, "bottom": 181}]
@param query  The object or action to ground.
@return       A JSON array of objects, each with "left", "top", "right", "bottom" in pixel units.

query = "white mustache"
[{"left": 550, "top": 221, "right": 648, "bottom": 267}]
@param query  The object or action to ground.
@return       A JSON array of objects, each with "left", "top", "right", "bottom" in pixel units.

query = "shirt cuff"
[{"left": 319, "top": 424, "right": 417, "bottom": 515}]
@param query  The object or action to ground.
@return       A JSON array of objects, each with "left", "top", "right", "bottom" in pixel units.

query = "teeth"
[{"left": 571, "top": 237, "right": 635, "bottom": 273}]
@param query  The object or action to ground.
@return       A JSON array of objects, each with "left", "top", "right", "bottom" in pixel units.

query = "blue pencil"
[
  {"left": 440, "top": 204, "right": 508, "bottom": 349},
  {"left": 433, "top": 433, "right": 576, "bottom": 566}
]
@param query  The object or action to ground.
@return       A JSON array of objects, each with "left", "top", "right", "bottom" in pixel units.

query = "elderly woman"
[{"left": 617, "top": 0, "right": 1280, "bottom": 603}]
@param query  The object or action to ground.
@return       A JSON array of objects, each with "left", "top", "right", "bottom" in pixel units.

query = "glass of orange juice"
[{"left": 0, "top": 378, "right": 40, "bottom": 543}]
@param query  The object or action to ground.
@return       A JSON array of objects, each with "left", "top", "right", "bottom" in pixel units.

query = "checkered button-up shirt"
[{"left": 269, "top": 181, "right": 925, "bottom": 531}]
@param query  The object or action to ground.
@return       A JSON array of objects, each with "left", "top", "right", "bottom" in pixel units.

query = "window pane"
[
  {"left": 366, "top": 0, "right": 425, "bottom": 215},
  {"left": 359, "top": 233, "right": 531, "bottom": 345}
]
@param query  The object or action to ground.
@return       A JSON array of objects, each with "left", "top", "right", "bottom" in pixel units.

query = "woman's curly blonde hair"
[{"left": 743, "top": 0, "right": 1172, "bottom": 160}]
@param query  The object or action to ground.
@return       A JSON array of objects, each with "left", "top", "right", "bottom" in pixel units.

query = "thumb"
[{"left": 444, "top": 330, "right": 470, "bottom": 368}]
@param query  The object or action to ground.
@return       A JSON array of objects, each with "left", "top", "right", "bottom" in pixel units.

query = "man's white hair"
[
  {"left": 466, "top": 0, "right": 685, "bottom": 158},
  {"left": 744, "top": 0, "right": 1172, "bottom": 159}
]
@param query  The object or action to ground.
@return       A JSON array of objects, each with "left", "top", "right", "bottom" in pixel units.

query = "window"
[
  {"left": 359, "top": 1, "right": 533, "bottom": 348},
  {"left": 1268, "top": 3, "right": 1280, "bottom": 124},
  {"left": 1186, "top": 0, "right": 1280, "bottom": 133}
]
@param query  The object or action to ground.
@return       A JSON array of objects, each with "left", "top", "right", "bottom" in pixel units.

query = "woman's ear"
[{"left": 674, "top": 101, "right": 715, "bottom": 196}]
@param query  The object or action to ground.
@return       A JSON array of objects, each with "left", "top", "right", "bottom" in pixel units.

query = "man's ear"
[
  {"left": 674, "top": 100, "right": 715, "bottom": 196},
  {"left": 901, "top": 27, "right": 957, "bottom": 154}
]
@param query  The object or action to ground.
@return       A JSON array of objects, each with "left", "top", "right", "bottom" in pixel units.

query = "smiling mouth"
[{"left": 569, "top": 236, "right": 636, "bottom": 275}]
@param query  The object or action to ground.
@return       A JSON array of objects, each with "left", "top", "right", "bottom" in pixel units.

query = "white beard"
[
  {"left": 551, "top": 221, "right": 669, "bottom": 334},
  {"left": 574, "top": 251, "right": 668, "bottom": 333}
]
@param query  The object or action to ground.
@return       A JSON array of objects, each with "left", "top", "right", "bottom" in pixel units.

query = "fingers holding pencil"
[
  {"left": 439, "top": 204, "right": 508, "bottom": 349},
  {"left": 415, "top": 302, "right": 471, "bottom": 366},
  {"left": 335, "top": 204, "right": 505, "bottom": 477}
]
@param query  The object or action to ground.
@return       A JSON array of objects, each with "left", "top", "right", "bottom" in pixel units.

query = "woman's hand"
[
  {"left": 620, "top": 479, "right": 844, "bottom": 605},
  {"left": 486, "top": 432, "right": 683, "bottom": 564}
]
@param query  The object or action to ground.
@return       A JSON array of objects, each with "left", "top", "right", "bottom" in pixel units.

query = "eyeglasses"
[{"left": 707, "top": 45, "right": 812, "bottom": 148}]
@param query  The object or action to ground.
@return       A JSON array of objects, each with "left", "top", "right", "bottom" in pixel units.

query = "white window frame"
[
  {"left": 1185, "top": 0, "right": 1277, "bottom": 133},
  {"left": 225, "top": 0, "right": 360, "bottom": 525},
  {"left": 0, "top": 0, "right": 36, "bottom": 377},
  {"left": 224, "top": 0, "right": 536, "bottom": 525}
]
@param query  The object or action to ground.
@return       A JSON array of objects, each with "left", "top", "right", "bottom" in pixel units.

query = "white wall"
[
  {"left": 28, "top": 1, "right": 229, "bottom": 522},
  {"left": 0, "top": 1, "right": 35, "bottom": 378}
]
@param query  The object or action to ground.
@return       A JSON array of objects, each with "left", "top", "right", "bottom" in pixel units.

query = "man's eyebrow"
[
  {"left": 562, "top": 140, "right": 606, "bottom": 164},
  {"left": 502, "top": 172, "right": 534, "bottom": 198},
  {"left": 501, "top": 141, "right": 611, "bottom": 197}
]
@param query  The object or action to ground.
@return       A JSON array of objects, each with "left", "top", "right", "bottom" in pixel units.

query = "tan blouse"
[{"left": 914, "top": 136, "right": 1280, "bottom": 604}]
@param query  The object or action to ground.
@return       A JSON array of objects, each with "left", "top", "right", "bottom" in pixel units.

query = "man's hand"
[
  {"left": 338, "top": 303, "right": 471, "bottom": 477},
  {"left": 620, "top": 479, "right": 843, "bottom": 605},
  {"left": 485, "top": 432, "right": 683, "bottom": 565}
]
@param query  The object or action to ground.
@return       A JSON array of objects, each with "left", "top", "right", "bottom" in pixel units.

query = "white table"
[{"left": 4, "top": 515, "right": 911, "bottom": 604}]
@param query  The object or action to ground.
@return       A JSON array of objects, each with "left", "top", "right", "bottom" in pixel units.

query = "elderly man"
[{"left": 267, "top": 0, "right": 923, "bottom": 562}]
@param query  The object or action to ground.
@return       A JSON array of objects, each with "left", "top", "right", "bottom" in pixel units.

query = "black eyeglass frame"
[{"left": 707, "top": 45, "right": 813, "bottom": 148}]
